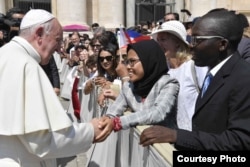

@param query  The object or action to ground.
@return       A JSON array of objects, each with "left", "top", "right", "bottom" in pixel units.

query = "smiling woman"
[
  {"left": 88, "top": 39, "right": 179, "bottom": 167},
  {"left": 97, "top": 43, "right": 118, "bottom": 81},
  {"left": 84, "top": 42, "right": 123, "bottom": 167},
  {"left": 99, "top": 55, "right": 113, "bottom": 62},
  {"left": 97, "top": 39, "right": 179, "bottom": 136}
]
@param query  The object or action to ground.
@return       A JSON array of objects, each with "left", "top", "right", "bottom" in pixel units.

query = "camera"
[
  {"left": 0, "top": 14, "right": 22, "bottom": 43},
  {"left": 0, "top": 7, "right": 26, "bottom": 46},
  {"left": 0, "top": 13, "right": 10, "bottom": 46}
]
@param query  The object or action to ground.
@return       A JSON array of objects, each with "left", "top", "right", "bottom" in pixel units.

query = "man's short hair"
[{"left": 199, "top": 9, "right": 243, "bottom": 50}]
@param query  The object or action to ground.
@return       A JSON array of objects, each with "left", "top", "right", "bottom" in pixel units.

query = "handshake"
[
  {"left": 90, "top": 116, "right": 120, "bottom": 143},
  {"left": 90, "top": 116, "right": 177, "bottom": 147}
]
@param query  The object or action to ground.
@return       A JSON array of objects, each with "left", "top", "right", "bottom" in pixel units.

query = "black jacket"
[
  {"left": 175, "top": 52, "right": 250, "bottom": 150},
  {"left": 41, "top": 56, "right": 60, "bottom": 89}
]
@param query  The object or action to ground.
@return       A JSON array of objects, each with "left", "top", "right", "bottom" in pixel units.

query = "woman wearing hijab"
[{"left": 96, "top": 39, "right": 179, "bottom": 141}]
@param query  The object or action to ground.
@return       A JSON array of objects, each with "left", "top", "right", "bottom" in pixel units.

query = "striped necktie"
[{"left": 201, "top": 73, "right": 213, "bottom": 97}]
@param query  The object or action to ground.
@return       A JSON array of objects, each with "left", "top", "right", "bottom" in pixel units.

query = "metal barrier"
[{"left": 121, "top": 125, "right": 176, "bottom": 167}]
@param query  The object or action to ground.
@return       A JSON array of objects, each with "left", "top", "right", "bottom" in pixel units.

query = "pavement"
[
  {"left": 57, "top": 153, "right": 87, "bottom": 167},
  {"left": 57, "top": 97, "right": 88, "bottom": 167}
]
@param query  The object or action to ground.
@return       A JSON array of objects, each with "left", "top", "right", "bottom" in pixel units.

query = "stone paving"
[{"left": 57, "top": 153, "right": 87, "bottom": 167}]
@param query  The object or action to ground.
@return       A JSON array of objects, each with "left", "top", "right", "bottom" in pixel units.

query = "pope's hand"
[
  {"left": 94, "top": 116, "right": 114, "bottom": 142},
  {"left": 90, "top": 118, "right": 103, "bottom": 143}
]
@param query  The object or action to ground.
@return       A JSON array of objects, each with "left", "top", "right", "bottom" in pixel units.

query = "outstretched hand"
[
  {"left": 93, "top": 116, "right": 114, "bottom": 143},
  {"left": 139, "top": 125, "right": 177, "bottom": 146},
  {"left": 90, "top": 118, "right": 103, "bottom": 143}
]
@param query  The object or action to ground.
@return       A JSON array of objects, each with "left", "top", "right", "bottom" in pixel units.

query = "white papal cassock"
[{"left": 0, "top": 36, "right": 94, "bottom": 167}]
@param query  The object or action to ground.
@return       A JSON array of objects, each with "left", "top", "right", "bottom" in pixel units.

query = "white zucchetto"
[{"left": 20, "top": 9, "right": 55, "bottom": 30}]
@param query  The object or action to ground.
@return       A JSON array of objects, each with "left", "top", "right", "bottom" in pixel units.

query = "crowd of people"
[{"left": 0, "top": 6, "right": 250, "bottom": 167}]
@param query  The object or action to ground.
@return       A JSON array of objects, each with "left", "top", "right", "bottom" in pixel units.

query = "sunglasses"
[
  {"left": 191, "top": 36, "right": 225, "bottom": 47},
  {"left": 92, "top": 44, "right": 102, "bottom": 48},
  {"left": 99, "top": 55, "right": 113, "bottom": 62}
]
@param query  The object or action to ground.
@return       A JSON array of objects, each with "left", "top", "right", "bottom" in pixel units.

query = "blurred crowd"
[{"left": 1, "top": 7, "right": 250, "bottom": 167}]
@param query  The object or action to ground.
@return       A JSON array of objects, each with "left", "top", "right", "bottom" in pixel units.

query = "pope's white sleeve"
[{"left": 17, "top": 122, "right": 94, "bottom": 159}]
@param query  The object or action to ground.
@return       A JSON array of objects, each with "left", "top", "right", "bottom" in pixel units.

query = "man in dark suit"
[{"left": 139, "top": 9, "right": 250, "bottom": 150}]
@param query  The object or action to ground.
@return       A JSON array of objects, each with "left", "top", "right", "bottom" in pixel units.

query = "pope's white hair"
[{"left": 19, "top": 19, "right": 54, "bottom": 37}]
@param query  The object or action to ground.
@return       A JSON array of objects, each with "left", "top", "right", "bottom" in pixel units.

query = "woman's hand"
[
  {"left": 93, "top": 77, "right": 107, "bottom": 87},
  {"left": 97, "top": 92, "right": 106, "bottom": 107},
  {"left": 94, "top": 116, "right": 114, "bottom": 142},
  {"left": 103, "top": 88, "right": 119, "bottom": 100}
]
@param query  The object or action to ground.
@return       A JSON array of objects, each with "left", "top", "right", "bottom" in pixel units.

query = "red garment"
[{"left": 71, "top": 77, "right": 81, "bottom": 120}]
